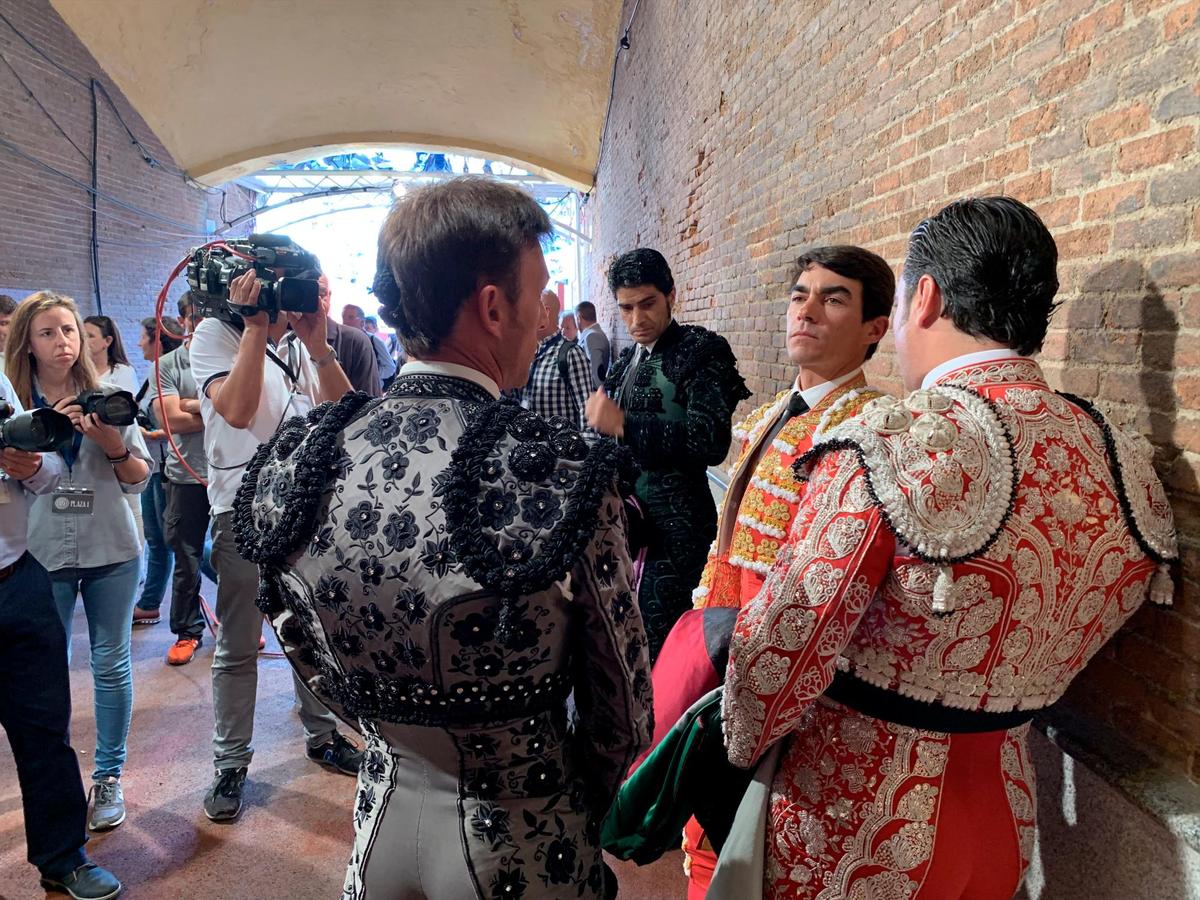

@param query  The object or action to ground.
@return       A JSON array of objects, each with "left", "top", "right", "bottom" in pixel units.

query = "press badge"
[{"left": 51, "top": 485, "right": 95, "bottom": 515}]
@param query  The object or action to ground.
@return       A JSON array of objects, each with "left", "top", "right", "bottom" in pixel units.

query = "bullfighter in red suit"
[
  {"left": 648, "top": 247, "right": 894, "bottom": 897},
  {"left": 723, "top": 197, "right": 1178, "bottom": 899}
]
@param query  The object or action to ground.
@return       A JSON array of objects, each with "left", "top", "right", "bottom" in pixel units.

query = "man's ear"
[
  {"left": 666, "top": 288, "right": 676, "bottom": 309},
  {"left": 863, "top": 314, "right": 889, "bottom": 348},
  {"left": 911, "top": 274, "right": 943, "bottom": 329},
  {"left": 476, "top": 284, "right": 505, "bottom": 339}
]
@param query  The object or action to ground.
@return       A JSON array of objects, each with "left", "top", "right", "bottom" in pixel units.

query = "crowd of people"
[{"left": 0, "top": 174, "right": 1179, "bottom": 900}]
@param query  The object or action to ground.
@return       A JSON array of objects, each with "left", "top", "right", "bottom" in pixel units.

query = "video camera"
[
  {"left": 75, "top": 388, "right": 139, "bottom": 427},
  {"left": 186, "top": 234, "right": 321, "bottom": 327},
  {"left": 0, "top": 402, "right": 74, "bottom": 452}
]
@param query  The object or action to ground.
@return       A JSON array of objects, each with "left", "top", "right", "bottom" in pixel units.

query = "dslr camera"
[
  {"left": 75, "top": 388, "right": 139, "bottom": 427},
  {"left": 0, "top": 402, "right": 74, "bottom": 452},
  {"left": 186, "top": 234, "right": 320, "bottom": 326}
]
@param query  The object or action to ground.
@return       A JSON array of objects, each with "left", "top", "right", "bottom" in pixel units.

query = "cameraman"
[
  {"left": 0, "top": 372, "right": 121, "bottom": 899},
  {"left": 190, "top": 267, "right": 362, "bottom": 822}
]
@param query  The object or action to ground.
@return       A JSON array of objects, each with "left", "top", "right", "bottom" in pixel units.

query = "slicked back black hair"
[{"left": 903, "top": 196, "right": 1060, "bottom": 355}]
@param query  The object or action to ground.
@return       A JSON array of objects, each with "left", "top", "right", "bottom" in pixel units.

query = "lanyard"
[{"left": 31, "top": 383, "right": 83, "bottom": 475}]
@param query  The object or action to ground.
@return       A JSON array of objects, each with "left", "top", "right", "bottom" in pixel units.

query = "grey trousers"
[
  {"left": 210, "top": 511, "right": 337, "bottom": 770},
  {"left": 343, "top": 728, "right": 482, "bottom": 900}
]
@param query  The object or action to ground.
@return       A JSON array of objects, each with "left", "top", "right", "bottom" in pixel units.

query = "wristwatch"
[{"left": 312, "top": 346, "right": 339, "bottom": 369}]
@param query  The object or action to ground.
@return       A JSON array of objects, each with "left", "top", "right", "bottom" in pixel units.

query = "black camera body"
[
  {"left": 186, "top": 234, "right": 320, "bottom": 326},
  {"left": 75, "top": 388, "right": 138, "bottom": 427},
  {"left": 0, "top": 401, "right": 74, "bottom": 452}
]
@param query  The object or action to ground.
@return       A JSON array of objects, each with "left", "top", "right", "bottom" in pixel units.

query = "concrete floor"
[{"left": 0, "top": 593, "right": 686, "bottom": 900}]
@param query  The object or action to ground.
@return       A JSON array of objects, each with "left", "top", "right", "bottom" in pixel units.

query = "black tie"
[{"left": 763, "top": 392, "right": 810, "bottom": 448}]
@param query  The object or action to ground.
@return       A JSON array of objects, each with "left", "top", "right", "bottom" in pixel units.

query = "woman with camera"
[{"left": 7, "top": 292, "right": 151, "bottom": 834}]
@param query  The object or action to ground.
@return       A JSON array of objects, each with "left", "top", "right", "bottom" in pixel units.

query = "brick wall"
[
  {"left": 586, "top": 0, "right": 1200, "bottom": 778},
  {"left": 0, "top": 0, "right": 256, "bottom": 380}
]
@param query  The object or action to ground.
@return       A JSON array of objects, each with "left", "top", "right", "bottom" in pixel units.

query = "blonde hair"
[{"left": 6, "top": 292, "right": 98, "bottom": 407}]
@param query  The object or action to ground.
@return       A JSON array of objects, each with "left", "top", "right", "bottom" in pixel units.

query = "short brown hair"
[
  {"left": 0, "top": 295, "right": 16, "bottom": 316},
  {"left": 575, "top": 300, "right": 597, "bottom": 324},
  {"left": 373, "top": 176, "right": 552, "bottom": 357}
]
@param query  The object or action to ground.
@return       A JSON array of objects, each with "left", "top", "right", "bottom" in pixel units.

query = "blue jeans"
[
  {"left": 137, "top": 473, "right": 174, "bottom": 611},
  {"left": 50, "top": 557, "right": 140, "bottom": 781}
]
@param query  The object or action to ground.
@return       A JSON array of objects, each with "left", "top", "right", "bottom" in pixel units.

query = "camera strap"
[
  {"left": 31, "top": 383, "right": 83, "bottom": 475},
  {"left": 265, "top": 335, "right": 300, "bottom": 388}
]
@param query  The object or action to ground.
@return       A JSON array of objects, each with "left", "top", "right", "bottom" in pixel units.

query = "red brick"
[
  {"left": 1036, "top": 55, "right": 1093, "bottom": 99},
  {"left": 1056, "top": 224, "right": 1111, "bottom": 258},
  {"left": 1086, "top": 102, "right": 1151, "bottom": 146},
  {"left": 986, "top": 146, "right": 1031, "bottom": 179},
  {"left": 1064, "top": 0, "right": 1125, "bottom": 50},
  {"left": 1082, "top": 181, "right": 1147, "bottom": 219},
  {"left": 1006, "top": 168, "right": 1053, "bottom": 201},
  {"left": 993, "top": 17, "right": 1039, "bottom": 59},
  {"left": 1118, "top": 127, "right": 1196, "bottom": 171},
  {"left": 1165, "top": 0, "right": 1200, "bottom": 40},
  {"left": 1009, "top": 103, "right": 1059, "bottom": 141},
  {"left": 947, "top": 162, "right": 986, "bottom": 194}
]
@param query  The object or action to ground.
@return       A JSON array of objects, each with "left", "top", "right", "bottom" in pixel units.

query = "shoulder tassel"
[{"left": 1150, "top": 563, "right": 1174, "bottom": 605}]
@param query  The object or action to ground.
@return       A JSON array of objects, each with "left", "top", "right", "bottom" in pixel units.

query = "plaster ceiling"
[{"left": 50, "top": 0, "right": 624, "bottom": 189}]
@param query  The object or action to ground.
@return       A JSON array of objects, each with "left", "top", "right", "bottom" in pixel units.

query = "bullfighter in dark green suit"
[{"left": 586, "top": 248, "right": 749, "bottom": 661}]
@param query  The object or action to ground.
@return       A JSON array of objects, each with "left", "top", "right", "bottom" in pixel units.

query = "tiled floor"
[{"left": 0, "top": 594, "right": 685, "bottom": 899}]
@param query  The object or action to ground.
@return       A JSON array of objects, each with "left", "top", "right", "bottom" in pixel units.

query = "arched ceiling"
[{"left": 50, "top": 0, "right": 623, "bottom": 190}]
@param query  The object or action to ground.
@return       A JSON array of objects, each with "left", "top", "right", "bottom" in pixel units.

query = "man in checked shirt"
[{"left": 519, "top": 289, "right": 592, "bottom": 429}]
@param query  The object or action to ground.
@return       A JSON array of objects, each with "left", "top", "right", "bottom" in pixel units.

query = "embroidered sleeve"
[
  {"left": 723, "top": 449, "right": 895, "bottom": 768},
  {"left": 624, "top": 351, "right": 751, "bottom": 467},
  {"left": 569, "top": 487, "right": 654, "bottom": 812}
]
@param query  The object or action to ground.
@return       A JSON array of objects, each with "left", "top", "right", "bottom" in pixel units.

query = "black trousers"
[
  {"left": 163, "top": 480, "right": 209, "bottom": 640},
  {"left": 0, "top": 552, "right": 89, "bottom": 878}
]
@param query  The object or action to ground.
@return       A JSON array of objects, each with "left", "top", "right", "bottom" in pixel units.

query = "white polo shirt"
[{"left": 189, "top": 318, "right": 319, "bottom": 514}]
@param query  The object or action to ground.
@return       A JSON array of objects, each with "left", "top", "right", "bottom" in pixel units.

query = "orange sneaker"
[{"left": 166, "top": 637, "right": 201, "bottom": 666}]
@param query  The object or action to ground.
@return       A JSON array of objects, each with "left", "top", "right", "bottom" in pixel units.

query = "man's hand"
[
  {"left": 229, "top": 269, "right": 270, "bottom": 332},
  {"left": 586, "top": 388, "right": 625, "bottom": 438},
  {"left": 0, "top": 448, "right": 42, "bottom": 480},
  {"left": 287, "top": 308, "right": 330, "bottom": 358}
]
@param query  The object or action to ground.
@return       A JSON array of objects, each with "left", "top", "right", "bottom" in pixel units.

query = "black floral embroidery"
[
  {"left": 381, "top": 451, "right": 409, "bottom": 480},
  {"left": 489, "top": 868, "right": 528, "bottom": 900},
  {"left": 404, "top": 407, "right": 440, "bottom": 444},
  {"left": 314, "top": 574, "right": 350, "bottom": 610},
  {"left": 358, "top": 556, "right": 386, "bottom": 587},
  {"left": 451, "top": 611, "right": 496, "bottom": 648},
  {"left": 359, "top": 602, "right": 387, "bottom": 634},
  {"left": 394, "top": 588, "right": 428, "bottom": 625},
  {"left": 383, "top": 510, "right": 419, "bottom": 552},
  {"left": 370, "top": 650, "right": 397, "bottom": 674},
  {"left": 420, "top": 537, "right": 455, "bottom": 578},
  {"left": 331, "top": 629, "right": 364, "bottom": 657},
  {"left": 480, "top": 487, "right": 519, "bottom": 530},
  {"left": 346, "top": 501, "right": 381, "bottom": 541},
  {"left": 471, "top": 802, "right": 512, "bottom": 848},
  {"left": 363, "top": 410, "right": 402, "bottom": 446},
  {"left": 544, "top": 835, "right": 578, "bottom": 884},
  {"left": 521, "top": 489, "right": 562, "bottom": 530}
]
